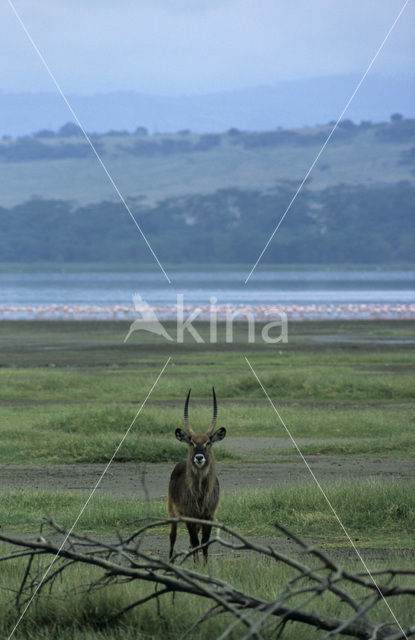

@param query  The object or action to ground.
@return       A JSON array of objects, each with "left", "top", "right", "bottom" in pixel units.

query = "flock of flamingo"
[{"left": 0, "top": 302, "right": 414, "bottom": 321}]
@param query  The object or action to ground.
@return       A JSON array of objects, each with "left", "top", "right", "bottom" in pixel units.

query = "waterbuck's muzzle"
[{"left": 193, "top": 452, "right": 206, "bottom": 468}]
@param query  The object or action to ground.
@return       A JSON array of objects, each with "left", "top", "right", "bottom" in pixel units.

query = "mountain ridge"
[{"left": 1, "top": 73, "right": 413, "bottom": 137}]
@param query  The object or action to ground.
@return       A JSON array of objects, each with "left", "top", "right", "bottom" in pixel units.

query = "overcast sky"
[{"left": 1, "top": 0, "right": 414, "bottom": 95}]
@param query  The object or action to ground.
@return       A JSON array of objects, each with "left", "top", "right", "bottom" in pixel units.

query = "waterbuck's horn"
[
  {"left": 184, "top": 389, "right": 195, "bottom": 437},
  {"left": 207, "top": 386, "right": 217, "bottom": 436}
]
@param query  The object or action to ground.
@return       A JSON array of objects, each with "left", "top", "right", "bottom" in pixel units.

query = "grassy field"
[
  {"left": 1, "top": 320, "right": 414, "bottom": 464},
  {"left": 1, "top": 480, "right": 414, "bottom": 548},
  {"left": 0, "top": 126, "right": 413, "bottom": 206},
  {"left": 0, "top": 319, "right": 414, "bottom": 637}
]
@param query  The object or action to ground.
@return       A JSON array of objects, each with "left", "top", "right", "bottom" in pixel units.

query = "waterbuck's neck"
[{"left": 186, "top": 450, "right": 216, "bottom": 493}]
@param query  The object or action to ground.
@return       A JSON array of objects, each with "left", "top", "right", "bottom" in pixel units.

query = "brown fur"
[{"left": 167, "top": 392, "right": 226, "bottom": 561}]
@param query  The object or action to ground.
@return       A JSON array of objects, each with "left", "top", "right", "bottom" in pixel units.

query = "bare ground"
[
  {"left": 1, "top": 456, "right": 414, "bottom": 499},
  {"left": 1, "top": 437, "right": 414, "bottom": 499}
]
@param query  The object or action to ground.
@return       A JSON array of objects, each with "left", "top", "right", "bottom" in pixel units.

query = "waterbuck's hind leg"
[
  {"left": 201, "top": 524, "right": 212, "bottom": 562},
  {"left": 169, "top": 521, "right": 177, "bottom": 560}
]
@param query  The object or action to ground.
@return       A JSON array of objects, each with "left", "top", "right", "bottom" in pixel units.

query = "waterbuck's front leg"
[
  {"left": 169, "top": 521, "right": 178, "bottom": 560},
  {"left": 201, "top": 524, "right": 212, "bottom": 561},
  {"left": 186, "top": 522, "right": 201, "bottom": 560}
]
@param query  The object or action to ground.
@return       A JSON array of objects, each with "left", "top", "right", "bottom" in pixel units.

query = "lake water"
[{"left": 1, "top": 268, "right": 414, "bottom": 320}]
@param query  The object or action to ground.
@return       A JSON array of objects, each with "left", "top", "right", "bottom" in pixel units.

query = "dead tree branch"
[{"left": 0, "top": 518, "right": 413, "bottom": 640}]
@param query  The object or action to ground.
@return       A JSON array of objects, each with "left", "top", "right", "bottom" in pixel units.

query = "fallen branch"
[{"left": 0, "top": 518, "right": 413, "bottom": 640}]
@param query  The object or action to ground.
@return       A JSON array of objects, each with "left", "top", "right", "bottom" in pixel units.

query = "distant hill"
[
  {"left": 0, "top": 116, "right": 413, "bottom": 207},
  {"left": 0, "top": 74, "right": 413, "bottom": 137},
  {"left": 0, "top": 115, "right": 413, "bottom": 266}
]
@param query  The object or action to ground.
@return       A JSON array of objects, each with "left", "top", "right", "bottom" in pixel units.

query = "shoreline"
[{"left": 1, "top": 302, "right": 414, "bottom": 321}]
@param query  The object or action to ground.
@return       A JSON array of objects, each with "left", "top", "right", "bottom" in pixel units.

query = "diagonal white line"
[
  {"left": 6, "top": 356, "right": 171, "bottom": 640},
  {"left": 244, "top": 356, "right": 408, "bottom": 639},
  {"left": 7, "top": 0, "right": 171, "bottom": 284},
  {"left": 245, "top": 0, "right": 410, "bottom": 284}
]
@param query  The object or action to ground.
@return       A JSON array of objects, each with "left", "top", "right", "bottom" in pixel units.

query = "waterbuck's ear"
[
  {"left": 210, "top": 427, "right": 226, "bottom": 443},
  {"left": 175, "top": 428, "right": 190, "bottom": 444}
]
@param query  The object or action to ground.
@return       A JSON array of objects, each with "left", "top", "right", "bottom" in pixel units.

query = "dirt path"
[{"left": 1, "top": 444, "right": 413, "bottom": 500}]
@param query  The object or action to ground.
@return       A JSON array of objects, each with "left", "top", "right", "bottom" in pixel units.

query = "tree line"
[
  {"left": 0, "top": 116, "right": 413, "bottom": 162},
  {"left": 0, "top": 181, "right": 413, "bottom": 263}
]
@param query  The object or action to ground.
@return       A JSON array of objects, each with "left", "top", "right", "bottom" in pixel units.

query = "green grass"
[
  {"left": 218, "top": 481, "right": 415, "bottom": 545},
  {"left": 274, "top": 436, "right": 415, "bottom": 459},
  {"left": 0, "top": 320, "right": 414, "bottom": 463},
  {"left": 0, "top": 426, "right": 236, "bottom": 464},
  {"left": 2, "top": 481, "right": 414, "bottom": 547},
  {"left": 30, "top": 403, "right": 415, "bottom": 438},
  {"left": 1, "top": 550, "right": 413, "bottom": 639},
  {"left": 2, "top": 365, "right": 414, "bottom": 404},
  {"left": 0, "top": 401, "right": 409, "bottom": 462},
  {"left": 0, "top": 489, "right": 165, "bottom": 532}
]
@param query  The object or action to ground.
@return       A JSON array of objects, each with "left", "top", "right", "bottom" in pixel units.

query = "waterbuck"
[{"left": 168, "top": 388, "right": 226, "bottom": 561}]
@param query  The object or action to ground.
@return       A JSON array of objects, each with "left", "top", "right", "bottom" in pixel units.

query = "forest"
[{"left": 0, "top": 181, "right": 413, "bottom": 263}]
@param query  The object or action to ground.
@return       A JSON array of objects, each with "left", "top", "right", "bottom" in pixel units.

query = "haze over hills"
[{"left": 0, "top": 74, "right": 413, "bottom": 137}]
